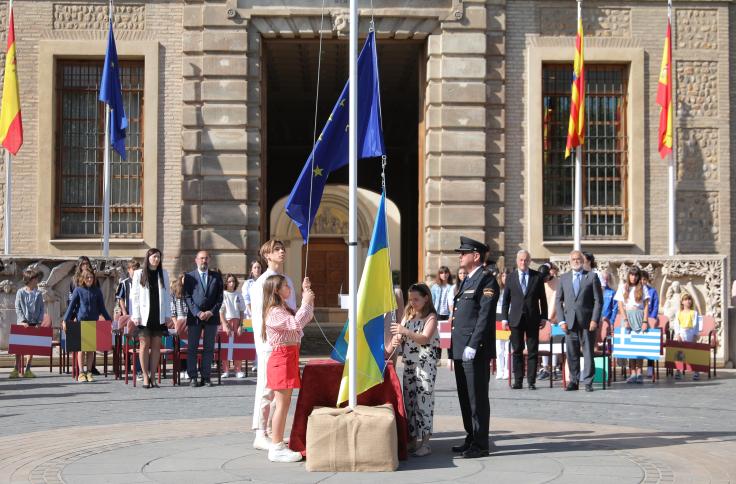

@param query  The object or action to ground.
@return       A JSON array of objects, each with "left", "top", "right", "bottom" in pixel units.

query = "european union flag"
[
  {"left": 285, "top": 31, "right": 385, "bottom": 243},
  {"left": 99, "top": 19, "right": 128, "bottom": 160}
]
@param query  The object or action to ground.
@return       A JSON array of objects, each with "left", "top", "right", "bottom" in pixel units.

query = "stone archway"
[{"left": 270, "top": 184, "right": 401, "bottom": 305}]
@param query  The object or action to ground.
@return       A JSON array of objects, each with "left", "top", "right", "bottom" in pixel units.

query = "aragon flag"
[
  {"left": 0, "top": 5, "right": 23, "bottom": 155},
  {"left": 564, "top": 15, "right": 585, "bottom": 159},
  {"left": 65, "top": 321, "right": 113, "bottom": 352}
]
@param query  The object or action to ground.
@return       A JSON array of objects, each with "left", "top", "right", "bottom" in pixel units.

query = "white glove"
[{"left": 462, "top": 346, "right": 476, "bottom": 362}]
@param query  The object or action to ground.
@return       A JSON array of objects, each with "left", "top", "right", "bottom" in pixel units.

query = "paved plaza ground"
[{"left": 0, "top": 360, "right": 734, "bottom": 484}]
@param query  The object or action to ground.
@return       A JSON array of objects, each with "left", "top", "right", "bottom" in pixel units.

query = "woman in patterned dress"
[{"left": 390, "top": 283, "right": 440, "bottom": 457}]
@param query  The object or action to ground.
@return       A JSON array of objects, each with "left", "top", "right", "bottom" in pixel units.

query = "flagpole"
[
  {"left": 3, "top": 150, "right": 9, "bottom": 255},
  {"left": 667, "top": 0, "right": 675, "bottom": 256},
  {"left": 347, "top": 0, "right": 358, "bottom": 409},
  {"left": 573, "top": 0, "right": 582, "bottom": 251},
  {"left": 102, "top": 0, "right": 112, "bottom": 257},
  {"left": 3, "top": 0, "right": 12, "bottom": 255}
]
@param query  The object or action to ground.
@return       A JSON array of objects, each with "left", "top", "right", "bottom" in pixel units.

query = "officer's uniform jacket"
[{"left": 450, "top": 266, "right": 500, "bottom": 360}]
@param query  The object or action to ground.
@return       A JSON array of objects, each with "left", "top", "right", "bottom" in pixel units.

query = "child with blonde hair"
[{"left": 673, "top": 292, "right": 701, "bottom": 380}]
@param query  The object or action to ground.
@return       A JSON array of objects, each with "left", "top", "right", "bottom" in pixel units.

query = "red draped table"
[{"left": 289, "top": 359, "right": 408, "bottom": 460}]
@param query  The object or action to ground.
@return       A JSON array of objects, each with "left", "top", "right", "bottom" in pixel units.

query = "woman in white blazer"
[{"left": 131, "top": 248, "right": 172, "bottom": 388}]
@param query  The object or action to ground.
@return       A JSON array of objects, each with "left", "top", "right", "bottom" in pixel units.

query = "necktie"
[
  {"left": 200, "top": 272, "right": 207, "bottom": 288},
  {"left": 573, "top": 272, "right": 581, "bottom": 297},
  {"left": 521, "top": 272, "right": 527, "bottom": 294}
]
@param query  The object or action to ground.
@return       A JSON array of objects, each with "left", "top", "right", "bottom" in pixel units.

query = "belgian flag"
[{"left": 65, "top": 321, "right": 113, "bottom": 352}]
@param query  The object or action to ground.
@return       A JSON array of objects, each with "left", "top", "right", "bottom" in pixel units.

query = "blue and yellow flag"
[
  {"left": 99, "top": 19, "right": 128, "bottom": 159},
  {"left": 336, "top": 192, "right": 396, "bottom": 405},
  {"left": 285, "top": 31, "right": 385, "bottom": 243}
]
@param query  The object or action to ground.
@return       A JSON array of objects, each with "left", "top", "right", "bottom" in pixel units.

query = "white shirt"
[
  {"left": 248, "top": 269, "right": 297, "bottom": 349},
  {"left": 614, "top": 284, "right": 650, "bottom": 310},
  {"left": 220, "top": 290, "right": 245, "bottom": 320}
]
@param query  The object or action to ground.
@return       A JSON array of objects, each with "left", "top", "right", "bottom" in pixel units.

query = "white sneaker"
[
  {"left": 253, "top": 434, "right": 272, "bottom": 451},
  {"left": 268, "top": 441, "right": 302, "bottom": 462},
  {"left": 180, "top": 371, "right": 189, "bottom": 381},
  {"left": 221, "top": 371, "right": 230, "bottom": 379},
  {"left": 236, "top": 371, "right": 246, "bottom": 379},
  {"left": 136, "top": 372, "right": 143, "bottom": 381},
  {"left": 495, "top": 374, "right": 505, "bottom": 380}
]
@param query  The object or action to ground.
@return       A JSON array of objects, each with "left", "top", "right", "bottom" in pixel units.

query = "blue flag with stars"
[
  {"left": 285, "top": 31, "right": 385, "bottom": 243},
  {"left": 99, "top": 19, "right": 128, "bottom": 160}
]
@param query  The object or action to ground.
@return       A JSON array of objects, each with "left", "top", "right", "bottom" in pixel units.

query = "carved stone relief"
[
  {"left": 53, "top": 3, "right": 145, "bottom": 30},
  {"left": 312, "top": 207, "right": 348, "bottom": 236},
  {"left": 676, "top": 9, "right": 718, "bottom": 50},
  {"left": 540, "top": 7, "right": 631, "bottom": 37},
  {"left": 676, "top": 61, "right": 718, "bottom": 118},
  {"left": 677, "top": 128, "right": 719, "bottom": 182},
  {"left": 677, "top": 191, "right": 719, "bottom": 244}
]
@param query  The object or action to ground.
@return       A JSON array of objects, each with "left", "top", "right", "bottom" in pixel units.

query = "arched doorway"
[{"left": 270, "top": 185, "right": 401, "bottom": 308}]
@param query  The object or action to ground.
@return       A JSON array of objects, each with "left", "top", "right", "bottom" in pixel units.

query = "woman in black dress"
[{"left": 130, "top": 248, "right": 172, "bottom": 388}]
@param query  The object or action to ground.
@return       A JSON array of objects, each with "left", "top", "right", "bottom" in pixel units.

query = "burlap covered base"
[{"left": 305, "top": 404, "right": 399, "bottom": 472}]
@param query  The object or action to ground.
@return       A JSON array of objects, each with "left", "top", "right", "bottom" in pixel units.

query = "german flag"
[
  {"left": 0, "top": 4, "right": 22, "bottom": 155},
  {"left": 664, "top": 340, "right": 710, "bottom": 373},
  {"left": 65, "top": 321, "right": 113, "bottom": 352}
]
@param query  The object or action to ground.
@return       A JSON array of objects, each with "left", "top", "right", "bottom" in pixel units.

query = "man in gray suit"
[{"left": 555, "top": 250, "right": 602, "bottom": 392}]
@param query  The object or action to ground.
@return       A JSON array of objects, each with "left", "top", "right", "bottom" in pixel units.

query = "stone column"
[
  {"left": 424, "top": 0, "right": 505, "bottom": 273},
  {"left": 181, "top": 1, "right": 260, "bottom": 276}
]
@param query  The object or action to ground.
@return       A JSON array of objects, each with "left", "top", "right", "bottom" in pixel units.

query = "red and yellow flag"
[
  {"left": 657, "top": 17, "right": 673, "bottom": 159},
  {"left": 565, "top": 16, "right": 585, "bottom": 159},
  {"left": 0, "top": 5, "right": 22, "bottom": 155}
]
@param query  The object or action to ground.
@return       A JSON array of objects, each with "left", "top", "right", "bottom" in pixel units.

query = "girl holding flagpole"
[
  {"left": 261, "top": 274, "right": 314, "bottom": 463},
  {"left": 391, "top": 283, "right": 440, "bottom": 457}
]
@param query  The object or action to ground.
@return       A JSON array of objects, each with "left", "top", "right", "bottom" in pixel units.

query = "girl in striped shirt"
[{"left": 262, "top": 274, "right": 314, "bottom": 463}]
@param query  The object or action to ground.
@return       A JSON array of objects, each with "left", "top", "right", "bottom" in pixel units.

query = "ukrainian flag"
[{"left": 337, "top": 192, "right": 396, "bottom": 405}]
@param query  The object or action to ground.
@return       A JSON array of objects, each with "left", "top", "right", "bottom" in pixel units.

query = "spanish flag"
[
  {"left": 657, "top": 15, "right": 673, "bottom": 159},
  {"left": 65, "top": 321, "right": 113, "bottom": 352},
  {"left": 664, "top": 340, "right": 710, "bottom": 373},
  {"left": 337, "top": 191, "right": 396, "bottom": 405},
  {"left": 0, "top": 4, "right": 22, "bottom": 155},
  {"left": 564, "top": 15, "right": 585, "bottom": 159}
]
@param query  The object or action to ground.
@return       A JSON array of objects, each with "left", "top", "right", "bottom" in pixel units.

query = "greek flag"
[{"left": 612, "top": 327, "right": 662, "bottom": 360}]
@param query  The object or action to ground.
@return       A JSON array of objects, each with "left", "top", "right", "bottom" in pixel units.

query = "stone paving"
[{"left": 1, "top": 362, "right": 734, "bottom": 483}]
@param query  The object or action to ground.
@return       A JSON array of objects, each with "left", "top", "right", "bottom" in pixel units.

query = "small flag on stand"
[
  {"left": 439, "top": 318, "right": 451, "bottom": 349},
  {"left": 218, "top": 331, "right": 256, "bottom": 361},
  {"left": 65, "top": 321, "right": 113, "bottom": 352},
  {"left": 564, "top": 14, "right": 585, "bottom": 159},
  {"left": 8, "top": 325, "right": 52, "bottom": 356},
  {"left": 612, "top": 328, "right": 662, "bottom": 360},
  {"left": 664, "top": 340, "right": 710, "bottom": 373},
  {"left": 656, "top": 13, "right": 673, "bottom": 159}
]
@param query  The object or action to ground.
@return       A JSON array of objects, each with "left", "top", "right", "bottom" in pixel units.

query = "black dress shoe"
[
  {"left": 565, "top": 383, "right": 579, "bottom": 391},
  {"left": 451, "top": 442, "right": 472, "bottom": 453},
  {"left": 511, "top": 382, "right": 523, "bottom": 389},
  {"left": 585, "top": 384, "right": 594, "bottom": 392},
  {"left": 89, "top": 367, "right": 101, "bottom": 376},
  {"left": 189, "top": 378, "right": 199, "bottom": 387},
  {"left": 528, "top": 383, "right": 537, "bottom": 390},
  {"left": 462, "top": 447, "right": 489, "bottom": 459}
]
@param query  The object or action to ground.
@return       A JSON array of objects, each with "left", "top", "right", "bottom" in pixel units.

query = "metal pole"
[
  {"left": 347, "top": 0, "right": 358, "bottom": 409},
  {"left": 573, "top": 0, "right": 582, "bottom": 251},
  {"left": 4, "top": 0, "right": 13, "bottom": 255},
  {"left": 667, "top": 0, "right": 675, "bottom": 256},
  {"left": 4, "top": 151, "right": 10, "bottom": 255},
  {"left": 102, "top": 0, "right": 112, "bottom": 256}
]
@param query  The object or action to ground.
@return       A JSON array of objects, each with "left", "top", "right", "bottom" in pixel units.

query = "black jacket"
[
  {"left": 450, "top": 267, "right": 500, "bottom": 360},
  {"left": 501, "top": 268, "right": 548, "bottom": 328}
]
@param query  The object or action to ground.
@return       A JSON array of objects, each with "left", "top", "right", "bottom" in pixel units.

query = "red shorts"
[{"left": 267, "top": 345, "right": 301, "bottom": 390}]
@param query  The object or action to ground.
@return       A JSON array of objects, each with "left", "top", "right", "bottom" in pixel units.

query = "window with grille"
[
  {"left": 542, "top": 64, "right": 628, "bottom": 240},
  {"left": 55, "top": 60, "right": 144, "bottom": 238}
]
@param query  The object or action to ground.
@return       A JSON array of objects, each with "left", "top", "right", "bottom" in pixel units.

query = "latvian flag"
[
  {"left": 439, "top": 318, "right": 451, "bottom": 349},
  {"left": 612, "top": 327, "right": 662, "bottom": 360},
  {"left": 665, "top": 341, "right": 710, "bottom": 373},
  {"left": 8, "top": 325, "right": 52, "bottom": 356},
  {"left": 65, "top": 321, "right": 113, "bottom": 352},
  {"left": 218, "top": 331, "right": 256, "bottom": 361}
]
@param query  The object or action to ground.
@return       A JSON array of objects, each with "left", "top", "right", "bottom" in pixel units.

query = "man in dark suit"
[
  {"left": 555, "top": 250, "right": 603, "bottom": 392},
  {"left": 450, "top": 236, "right": 500, "bottom": 458},
  {"left": 184, "top": 250, "right": 224, "bottom": 387},
  {"left": 501, "top": 249, "right": 548, "bottom": 390}
]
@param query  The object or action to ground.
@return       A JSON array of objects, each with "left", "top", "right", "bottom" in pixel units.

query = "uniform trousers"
[{"left": 453, "top": 354, "right": 490, "bottom": 450}]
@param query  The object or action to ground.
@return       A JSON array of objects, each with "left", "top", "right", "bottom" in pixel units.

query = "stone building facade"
[{"left": 0, "top": 0, "right": 733, "bottom": 363}]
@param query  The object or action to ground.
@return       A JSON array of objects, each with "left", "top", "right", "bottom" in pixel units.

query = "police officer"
[{"left": 450, "top": 236, "right": 499, "bottom": 458}]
